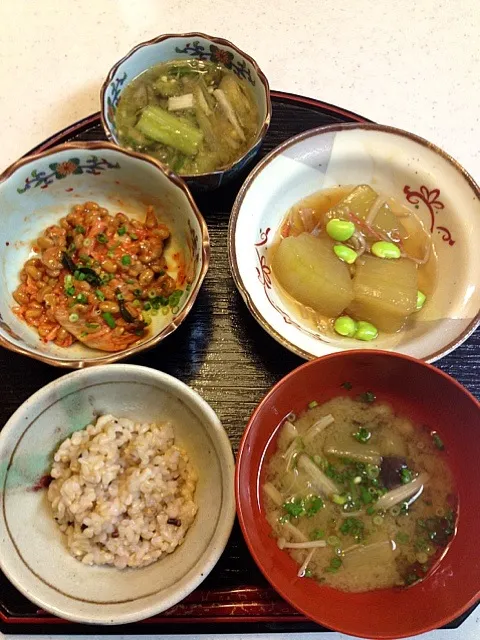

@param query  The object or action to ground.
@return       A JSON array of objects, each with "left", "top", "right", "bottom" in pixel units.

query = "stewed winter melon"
[
  {"left": 348, "top": 256, "right": 418, "bottom": 332},
  {"left": 272, "top": 233, "right": 354, "bottom": 317},
  {"left": 271, "top": 184, "right": 435, "bottom": 340}
]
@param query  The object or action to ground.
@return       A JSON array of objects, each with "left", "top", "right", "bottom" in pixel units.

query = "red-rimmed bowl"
[{"left": 236, "top": 350, "right": 480, "bottom": 639}]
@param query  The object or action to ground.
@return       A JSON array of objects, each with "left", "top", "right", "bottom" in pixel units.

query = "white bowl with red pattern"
[{"left": 228, "top": 124, "right": 480, "bottom": 362}]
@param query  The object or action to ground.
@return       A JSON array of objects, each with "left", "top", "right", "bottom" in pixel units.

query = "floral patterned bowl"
[
  {"left": 228, "top": 124, "right": 480, "bottom": 362},
  {"left": 100, "top": 32, "right": 271, "bottom": 190},
  {"left": 0, "top": 142, "right": 209, "bottom": 368}
]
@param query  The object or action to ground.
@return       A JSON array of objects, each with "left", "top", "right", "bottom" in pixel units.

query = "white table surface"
[{"left": 0, "top": 1, "right": 478, "bottom": 638}]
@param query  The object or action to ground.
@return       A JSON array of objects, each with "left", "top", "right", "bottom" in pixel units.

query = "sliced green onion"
[
  {"left": 332, "top": 494, "right": 348, "bottom": 505},
  {"left": 130, "top": 233, "right": 138, "bottom": 240},
  {"left": 366, "top": 506, "right": 376, "bottom": 516},
  {"left": 121, "top": 255, "right": 131, "bottom": 266},
  {"left": 358, "top": 391, "right": 376, "bottom": 403},
  {"left": 83, "top": 238, "right": 91, "bottom": 247},
  {"left": 366, "top": 464, "right": 380, "bottom": 479},
  {"left": 353, "top": 427, "right": 372, "bottom": 443},
  {"left": 132, "top": 299, "right": 140, "bottom": 307},
  {"left": 117, "top": 226, "right": 126, "bottom": 236},
  {"left": 327, "top": 535, "right": 340, "bottom": 547},
  {"left": 308, "top": 400, "right": 318, "bottom": 409},
  {"left": 432, "top": 433, "right": 445, "bottom": 450},
  {"left": 85, "top": 322, "right": 99, "bottom": 329},
  {"left": 95, "top": 289, "right": 105, "bottom": 301},
  {"left": 143, "top": 302, "right": 152, "bottom": 311},
  {"left": 400, "top": 468, "right": 413, "bottom": 484},
  {"left": 75, "top": 225, "right": 85, "bottom": 234},
  {"left": 148, "top": 290, "right": 157, "bottom": 299},
  {"left": 68, "top": 313, "right": 79, "bottom": 323},
  {"left": 76, "top": 293, "right": 88, "bottom": 304},
  {"left": 96, "top": 233, "right": 108, "bottom": 244},
  {"left": 372, "top": 515, "right": 383, "bottom": 526},
  {"left": 102, "top": 312, "right": 116, "bottom": 329}
]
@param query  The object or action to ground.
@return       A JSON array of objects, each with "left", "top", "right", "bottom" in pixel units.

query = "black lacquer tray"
[{"left": 0, "top": 91, "right": 478, "bottom": 634}]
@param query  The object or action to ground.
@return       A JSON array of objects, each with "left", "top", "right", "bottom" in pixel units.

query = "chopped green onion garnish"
[
  {"left": 395, "top": 532, "right": 410, "bottom": 544},
  {"left": 326, "top": 556, "right": 342, "bottom": 572},
  {"left": 341, "top": 381, "right": 353, "bottom": 390},
  {"left": 68, "top": 313, "right": 79, "bottom": 323},
  {"left": 96, "top": 233, "right": 108, "bottom": 244},
  {"left": 121, "top": 255, "right": 131, "bottom": 266},
  {"left": 169, "top": 289, "right": 183, "bottom": 307},
  {"left": 400, "top": 468, "right": 413, "bottom": 484},
  {"left": 332, "top": 493, "right": 348, "bottom": 505},
  {"left": 310, "top": 529, "right": 325, "bottom": 540},
  {"left": 130, "top": 233, "right": 138, "bottom": 240},
  {"left": 95, "top": 289, "right": 105, "bottom": 301},
  {"left": 308, "top": 400, "right": 318, "bottom": 409},
  {"left": 132, "top": 299, "right": 141, "bottom": 307},
  {"left": 432, "top": 433, "right": 445, "bottom": 450},
  {"left": 353, "top": 427, "right": 372, "bottom": 443},
  {"left": 148, "top": 290, "right": 156, "bottom": 299},
  {"left": 83, "top": 238, "right": 91, "bottom": 247},
  {"left": 102, "top": 312, "right": 116, "bottom": 329},
  {"left": 133, "top": 288, "right": 142, "bottom": 297},
  {"left": 117, "top": 226, "right": 126, "bottom": 236},
  {"left": 326, "top": 535, "right": 340, "bottom": 547},
  {"left": 75, "top": 225, "right": 85, "bottom": 234},
  {"left": 366, "top": 506, "right": 376, "bottom": 516},
  {"left": 372, "top": 515, "right": 384, "bottom": 526},
  {"left": 358, "top": 391, "right": 376, "bottom": 403},
  {"left": 304, "top": 568, "right": 313, "bottom": 578},
  {"left": 126, "top": 279, "right": 135, "bottom": 284},
  {"left": 85, "top": 322, "right": 99, "bottom": 329},
  {"left": 143, "top": 302, "right": 152, "bottom": 311},
  {"left": 76, "top": 293, "right": 88, "bottom": 304}
]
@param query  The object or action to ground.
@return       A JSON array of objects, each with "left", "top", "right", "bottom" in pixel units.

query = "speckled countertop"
[
  {"left": 0, "top": 1, "right": 479, "bottom": 639},
  {"left": 1, "top": 0, "right": 480, "bottom": 182}
]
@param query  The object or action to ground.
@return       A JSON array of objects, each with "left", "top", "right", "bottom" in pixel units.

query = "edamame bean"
[
  {"left": 355, "top": 320, "right": 378, "bottom": 341},
  {"left": 334, "top": 315, "right": 357, "bottom": 337},
  {"left": 416, "top": 290, "right": 426, "bottom": 310},
  {"left": 371, "top": 241, "right": 401, "bottom": 259},
  {"left": 333, "top": 244, "right": 358, "bottom": 264},
  {"left": 326, "top": 218, "right": 355, "bottom": 242}
]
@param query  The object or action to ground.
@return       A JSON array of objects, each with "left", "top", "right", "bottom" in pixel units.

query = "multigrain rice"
[{"left": 47, "top": 414, "right": 197, "bottom": 569}]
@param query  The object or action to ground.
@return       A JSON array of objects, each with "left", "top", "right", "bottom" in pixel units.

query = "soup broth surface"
[{"left": 264, "top": 392, "right": 456, "bottom": 592}]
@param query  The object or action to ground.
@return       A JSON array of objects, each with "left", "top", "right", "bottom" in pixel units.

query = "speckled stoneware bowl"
[
  {"left": 100, "top": 32, "right": 271, "bottom": 190},
  {"left": 229, "top": 124, "right": 480, "bottom": 363},
  {"left": 0, "top": 142, "right": 209, "bottom": 368},
  {"left": 0, "top": 364, "right": 235, "bottom": 624}
]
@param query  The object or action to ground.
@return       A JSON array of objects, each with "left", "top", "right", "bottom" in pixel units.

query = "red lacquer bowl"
[{"left": 236, "top": 350, "right": 480, "bottom": 639}]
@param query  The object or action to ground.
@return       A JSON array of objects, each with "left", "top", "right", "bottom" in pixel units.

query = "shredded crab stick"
[
  {"left": 376, "top": 472, "right": 429, "bottom": 511},
  {"left": 297, "top": 454, "right": 339, "bottom": 496},
  {"left": 304, "top": 414, "right": 334, "bottom": 444}
]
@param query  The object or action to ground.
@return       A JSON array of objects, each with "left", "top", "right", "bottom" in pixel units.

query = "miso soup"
[{"left": 263, "top": 391, "right": 456, "bottom": 592}]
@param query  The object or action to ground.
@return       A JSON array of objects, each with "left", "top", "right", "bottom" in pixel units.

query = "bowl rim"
[
  {"left": 0, "top": 141, "right": 210, "bottom": 369},
  {"left": 235, "top": 348, "right": 480, "bottom": 639},
  {"left": 99, "top": 31, "right": 272, "bottom": 179},
  {"left": 0, "top": 363, "right": 236, "bottom": 624},
  {"left": 228, "top": 122, "right": 480, "bottom": 364}
]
